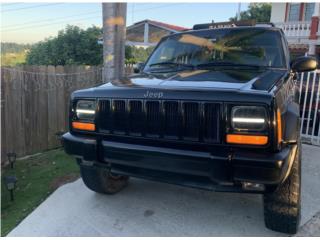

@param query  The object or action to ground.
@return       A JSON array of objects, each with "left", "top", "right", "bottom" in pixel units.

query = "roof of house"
[
  {"left": 128, "top": 19, "right": 189, "bottom": 32},
  {"left": 147, "top": 20, "right": 189, "bottom": 32}
]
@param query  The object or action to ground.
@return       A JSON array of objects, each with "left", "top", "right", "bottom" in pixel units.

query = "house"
[
  {"left": 98, "top": 19, "right": 189, "bottom": 48},
  {"left": 126, "top": 19, "right": 189, "bottom": 48},
  {"left": 270, "top": 2, "right": 320, "bottom": 57}
]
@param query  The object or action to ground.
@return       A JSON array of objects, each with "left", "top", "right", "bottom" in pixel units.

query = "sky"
[{"left": 1, "top": 2, "right": 249, "bottom": 44}]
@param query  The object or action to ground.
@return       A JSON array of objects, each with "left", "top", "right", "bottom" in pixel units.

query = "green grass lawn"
[{"left": 1, "top": 148, "right": 79, "bottom": 236}]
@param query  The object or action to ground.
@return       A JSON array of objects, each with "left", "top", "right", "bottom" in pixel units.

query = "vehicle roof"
[{"left": 170, "top": 26, "right": 282, "bottom": 37}]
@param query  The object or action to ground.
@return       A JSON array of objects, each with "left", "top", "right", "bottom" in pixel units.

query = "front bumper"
[{"left": 62, "top": 132, "right": 297, "bottom": 192}]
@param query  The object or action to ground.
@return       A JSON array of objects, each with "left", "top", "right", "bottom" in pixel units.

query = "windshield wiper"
[
  {"left": 149, "top": 61, "right": 195, "bottom": 71},
  {"left": 147, "top": 61, "right": 266, "bottom": 73},
  {"left": 196, "top": 62, "right": 267, "bottom": 69}
]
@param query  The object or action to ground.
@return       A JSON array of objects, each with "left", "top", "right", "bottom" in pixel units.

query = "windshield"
[{"left": 144, "top": 28, "right": 286, "bottom": 72}]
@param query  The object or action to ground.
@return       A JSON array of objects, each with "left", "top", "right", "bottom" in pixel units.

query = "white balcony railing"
[{"left": 274, "top": 21, "right": 311, "bottom": 38}]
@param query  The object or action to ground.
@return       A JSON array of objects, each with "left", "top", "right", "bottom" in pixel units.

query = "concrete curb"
[{"left": 296, "top": 211, "right": 320, "bottom": 237}]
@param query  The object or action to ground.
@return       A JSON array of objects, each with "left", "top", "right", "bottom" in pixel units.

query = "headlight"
[
  {"left": 231, "top": 106, "right": 267, "bottom": 131},
  {"left": 75, "top": 100, "right": 96, "bottom": 121}
]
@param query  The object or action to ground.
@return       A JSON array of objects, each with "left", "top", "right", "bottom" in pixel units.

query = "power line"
[
  {"left": 2, "top": 10, "right": 100, "bottom": 29},
  {"left": 2, "top": 3, "right": 64, "bottom": 13},
  {"left": 131, "top": 3, "right": 135, "bottom": 24},
  {"left": 1, "top": 15, "right": 101, "bottom": 32},
  {"left": 133, "top": 3, "right": 186, "bottom": 14},
  {"left": 131, "top": 3, "right": 150, "bottom": 7},
  {"left": 2, "top": 3, "right": 156, "bottom": 30},
  {"left": 1, "top": 3, "right": 187, "bottom": 33},
  {"left": 2, "top": 3, "right": 24, "bottom": 7}
]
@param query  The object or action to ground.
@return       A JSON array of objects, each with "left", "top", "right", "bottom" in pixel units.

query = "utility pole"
[
  {"left": 102, "top": 3, "right": 127, "bottom": 83},
  {"left": 237, "top": 3, "right": 241, "bottom": 21}
]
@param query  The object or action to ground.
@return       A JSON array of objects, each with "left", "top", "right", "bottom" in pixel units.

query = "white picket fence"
[{"left": 298, "top": 70, "right": 320, "bottom": 145}]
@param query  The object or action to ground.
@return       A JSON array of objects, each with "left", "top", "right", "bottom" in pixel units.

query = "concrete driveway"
[{"left": 8, "top": 144, "right": 320, "bottom": 237}]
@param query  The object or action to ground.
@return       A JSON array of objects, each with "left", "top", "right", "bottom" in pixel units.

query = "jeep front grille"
[
  {"left": 129, "top": 100, "right": 143, "bottom": 135},
  {"left": 183, "top": 102, "right": 200, "bottom": 140},
  {"left": 98, "top": 99, "right": 220, "bottom": 143},
  {"left": 164, "top": 101, "right": 180, "bottom": 138}
]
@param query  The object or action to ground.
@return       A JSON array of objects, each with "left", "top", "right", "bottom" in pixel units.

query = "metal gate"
[{"left": 298, "top": 70, "right": 320, "bottom": 145}]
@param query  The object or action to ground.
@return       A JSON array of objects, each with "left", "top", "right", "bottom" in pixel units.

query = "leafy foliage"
[
  {"left": 26, "top": 25, "right": 103, "bottom": 65},
  {"left": 229, "top": 3, "right": 271, "bottom": 23},
  {"left": 132, "top": 46, "right": 155, "bottom": 63},
  {"left": 125, "top": 45, "right": 155, "bottom": 64},
  {"left": 25, "top": 25, "right": 154, "bottom": 66}
]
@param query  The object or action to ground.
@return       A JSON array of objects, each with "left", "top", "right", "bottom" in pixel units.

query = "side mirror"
[
  {"left": 133, "top": 62, "right": 145, "bottom": 73},
  {"left": 291, "top": 56, "right": 318, "bottom": 72}
]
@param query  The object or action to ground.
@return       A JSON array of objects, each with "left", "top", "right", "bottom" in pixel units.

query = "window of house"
[
  {"left": 288, "top": 3, "right": 300, "bottom": 22},
  {"left": 304, "top": 3, "right": 315, "bottom": 21},
  {"left": 148, "top": 25, "right": 172, "bottom": 43},
  {"left": 126, "top": 24, "right": 145, "bottom": 42}
]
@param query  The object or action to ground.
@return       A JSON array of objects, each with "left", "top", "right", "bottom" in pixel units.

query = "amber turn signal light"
[
  {"left": 226, "top": 134, "right": 268, "bottom": 145},
  {"left": 72, "top": 122, "right": 95, "bottom": 131},
  {"left": 277, "top": 108, "right": 282, "bottom": 145}
]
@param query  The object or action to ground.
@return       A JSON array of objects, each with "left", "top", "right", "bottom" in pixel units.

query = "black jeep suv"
[{"left": 63, "top": 22, "right": 318, "bottom": 234}]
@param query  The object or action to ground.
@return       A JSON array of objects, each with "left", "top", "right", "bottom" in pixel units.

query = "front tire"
[
  {"left": 80, "top": 165, "right": 129, "bottom": 194},
  {"left": 263, "top": 143, "right": 301, "bottom": 234}
]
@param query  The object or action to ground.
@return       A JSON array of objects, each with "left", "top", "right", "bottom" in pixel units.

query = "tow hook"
[{"left": 228, "top": 150, "right": 234, "bottom": 162}]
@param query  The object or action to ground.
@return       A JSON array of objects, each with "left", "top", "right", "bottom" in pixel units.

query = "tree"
[
  {"left": 26, "top": 25, "right": 155, "bottom": 66},
  {"left": 125, "top": 45, "right": 155, "bottom": 64},
  {"left": 26, "top": 25, "right": 103, "bottom": 65},
  {"left": 131, "top": 46, "right": 154, "bottom": 62},
  {"left": 229, "top": 3, "right": 271, "bottom": 23}
]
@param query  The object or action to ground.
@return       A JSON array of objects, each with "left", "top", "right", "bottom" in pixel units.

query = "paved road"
[{"left": 8, "top": 144, "right": 320, "bottom": 237}]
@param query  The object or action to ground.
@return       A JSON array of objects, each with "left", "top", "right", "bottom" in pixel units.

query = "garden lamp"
[
  {"left": 4, "top": 175, "right": 17, "bottom": 201},
  {"left": 7, "top": 152, "right": 16, "bottom": 169},
  {"left": 55, "top": 131, "right": 65, "bottom": 145}
]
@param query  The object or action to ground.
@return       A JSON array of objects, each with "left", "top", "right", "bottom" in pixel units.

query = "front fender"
[{"left": 283, "top": 102, "right": 300, "bottom": 143}]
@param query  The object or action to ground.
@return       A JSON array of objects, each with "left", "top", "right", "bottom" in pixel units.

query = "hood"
[
  {"left": 98, "top": 68, "right": 288, "bottom": 91},
  {"left": 72, "top": 68, "right": 287, "bottom": 103}
]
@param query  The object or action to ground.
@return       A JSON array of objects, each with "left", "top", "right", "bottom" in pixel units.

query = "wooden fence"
[{"left": 1, "top": 65, "right": 105, "bottom": 163}]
